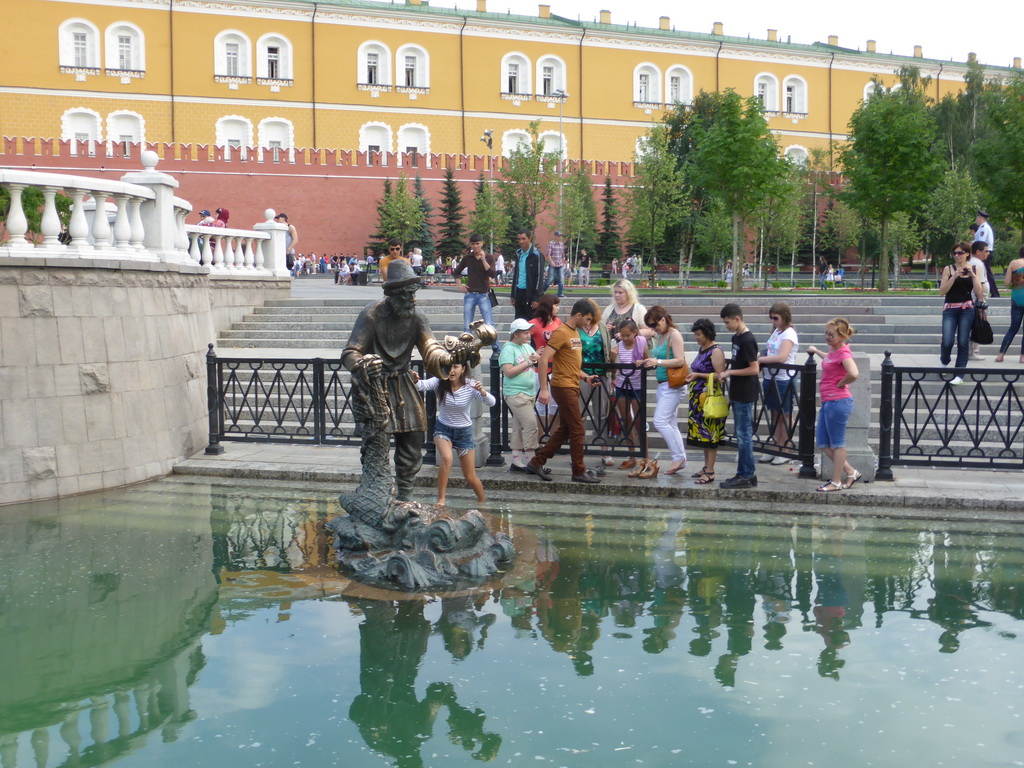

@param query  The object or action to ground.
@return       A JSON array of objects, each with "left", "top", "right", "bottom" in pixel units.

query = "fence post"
[
  {"left": 875, "top": 350, "right": 895, "bottom": 481},
  {"left": 423, "top": 389, "right": 437, "bottom": 466},
  {"left": 487, "top": 354, "right": 505, "bottom": 466},
  {"left": 313, "top": 358, "right": 325, "bottom": 444},
  {"left": 797, "top": 352, "right": 817, "bottom": 477},
  {"left": 205, "top": 343, "right": 225, "bottom": 455}
]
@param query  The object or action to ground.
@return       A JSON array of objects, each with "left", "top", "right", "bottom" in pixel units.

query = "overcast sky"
[{"left": 437, "top": 0, "right": 1022, "bottom": 70}]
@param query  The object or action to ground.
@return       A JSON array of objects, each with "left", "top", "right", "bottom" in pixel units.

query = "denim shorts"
[
  {"left": 816, "top": 397, "right": 855, "bottom": 449},
  {"left": 615, "top": 385, "right": 641, "bottom": 401},
  {"left": 434, "top": 420, "right": 475, "bottom": 455},
  {"left": 763, "top": 377, "right": 795, "bottom": 414}
]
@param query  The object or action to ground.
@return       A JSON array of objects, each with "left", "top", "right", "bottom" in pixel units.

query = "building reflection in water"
[{"left": 4, "top": 479, "right": 1024, "bottom": 767}]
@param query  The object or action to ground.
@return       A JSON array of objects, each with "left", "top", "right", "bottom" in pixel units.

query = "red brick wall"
[{"left": 2, "top": 138, "right": 634, "bottom": 256}]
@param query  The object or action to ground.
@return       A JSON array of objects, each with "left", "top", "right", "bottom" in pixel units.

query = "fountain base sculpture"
[{"left": 327, "top": 322, "right": 515, "bottom": 590}]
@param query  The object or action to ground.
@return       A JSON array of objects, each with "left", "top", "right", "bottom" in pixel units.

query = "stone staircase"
[{"left": 214, "top": 291, "right": 1021, "bottom": 455}]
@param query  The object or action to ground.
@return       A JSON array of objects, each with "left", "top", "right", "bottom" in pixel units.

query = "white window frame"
[
  {"left": 58, "top": 19, "right": 100, "bottom": 71},
  {"left": 501, "top": 129, "right": 531, "bottom": 157},
  {"left": 537, "top": 130, "right": 566, "bottom": 160},
  {"left": 358, "top": 41, "right": 392, "bottom": 87},
  {"left": 397, "top": 123, "right": 430, "bottom": 156},
  {"left": 754, "top": 73, "right": 780, "bottom": 112},
  {"left": 106, "top": 110, "right": 145, "bottom": 149},
  {"left": 61, "top": 108, "right": 103, "bottom": 154},
  {"left": 257, "top": 34, "right": 292, "bottom": 81},
  {"left": 258, "top": 117, "right": 294, "bottom": 161},
  {"left": 216, "top": 115, "right": 254, "bottom": 157},
  {"left": 501, "top": 52, "right": 532, "bottom": 96},
  {"left": 535, "top": 54, "right": 566, "bottom": 98},
  {"left": 784, "top": 145, "right": 809, "bottom": 166},
  {"left": 104, "top": 22, "right": 145, "bottom": 72},
  {"left": 395, "top": 44, "right": 429, "bottom": 89},
  {"left": 359, "top": 122, "right": 393, "bottom": 154},
  {"left": 215, "top": 30, "right": 252, "bottom": 79},
  {"left": 782, "top": 75, "right": 808, "bottom": 115},
  {"left": 633, "top": 63, "right": 661, "bottom": 104},
  {"left": 664, "top": 64, "right": 692, "bottom": 105}
]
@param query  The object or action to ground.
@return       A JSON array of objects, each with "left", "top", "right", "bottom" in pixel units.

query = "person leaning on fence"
[
  {"left": 639, "top": 306, "right": 688, "bottom": 478},
  {"left": 757, "top": 301, "right": 799, "bottom": 465},
  {"left": 501, "top": 318, "right": 542, "bottom": 472},
  {"left": 523, "top": 299, "right": 603, "bottom": 484},
  {"left": 995, "top": 245, "right": 1024, "bottom": 364},
  {"left": 685, "top": 318, "right": 727, "bottom": 485},
  {"left": 806, "top": 318, "right": 862, "bottom": 492},
  {"left": 939, "top": 242, "right": 985, "bottom": 383}
]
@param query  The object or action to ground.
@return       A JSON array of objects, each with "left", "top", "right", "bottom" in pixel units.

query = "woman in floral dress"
[{"left": 685, "top": 318, "right": 727, "bottom": 485}]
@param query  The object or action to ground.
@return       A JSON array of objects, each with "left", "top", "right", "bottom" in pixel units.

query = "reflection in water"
[{"left": 3, "top": 478, "right": 1024, "bottom": 767}]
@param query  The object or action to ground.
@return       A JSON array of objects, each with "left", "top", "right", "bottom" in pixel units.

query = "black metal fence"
[{"left": 877, "top": 352, "right": 1024, "bottom": 476}]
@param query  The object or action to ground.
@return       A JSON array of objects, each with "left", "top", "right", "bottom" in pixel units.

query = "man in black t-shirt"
[{"left": 717, "top": 303, "right": 760, "bottom": 489}]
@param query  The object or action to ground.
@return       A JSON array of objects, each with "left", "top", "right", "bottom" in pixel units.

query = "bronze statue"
[{"left": 329, "top": 259, "right": 514, "bottom": 589}]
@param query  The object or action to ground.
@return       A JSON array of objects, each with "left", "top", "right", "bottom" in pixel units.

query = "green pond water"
[{"left": 3, "top": 477, "right": 1024, "bottom": 768}]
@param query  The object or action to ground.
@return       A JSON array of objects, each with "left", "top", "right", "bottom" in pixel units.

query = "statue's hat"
[{"left": 383, "top": 258, "right": 421, "bottom": 293}]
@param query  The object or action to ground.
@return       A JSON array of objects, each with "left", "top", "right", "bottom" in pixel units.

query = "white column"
[{"left": 253, "top": 208, "right": 291, "bottom": 277}]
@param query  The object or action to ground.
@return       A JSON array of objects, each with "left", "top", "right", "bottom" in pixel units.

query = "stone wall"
[{"left": 0, "top": 260, "right": 290, "bottom": 506}]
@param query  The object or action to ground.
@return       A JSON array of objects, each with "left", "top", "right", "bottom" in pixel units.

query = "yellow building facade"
[{"left": 2, "top": 0, "right": 1021, "bottom": 164}]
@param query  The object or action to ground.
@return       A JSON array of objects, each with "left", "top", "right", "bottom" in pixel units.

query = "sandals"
[
  {"left": 602, "top": 456, "right": 616, "bottom": 466},
  {"left": 695, "top": 471, "right": 715, "bottom": 485},
  {"left": 664, "top": 460, "right": 687, "bottom": 476},
  {"left": 692, "top": 466, "right": 707, "bottom": 478},
  {"left": 845, "top": 471, "right": 863, "bottom": 489},
  {"left": 817, "top": 481, "right": 845, "bottom": 493},
  {"left": 620, "top": 457, "right": 638, "bottom": 470},
  {"left": 638, "top": 460, "right": 660, "bottom": 479},
  {"left": 628, "top": 459, "right": 649, "bottom": 478}
]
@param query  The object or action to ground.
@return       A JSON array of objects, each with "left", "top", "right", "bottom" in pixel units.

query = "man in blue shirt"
[
  {"left": 545, "top": 231, "right": 567, "bottom": 298},
  {"left": 510, "top": 229, "right": 546, "bottom": 320}
]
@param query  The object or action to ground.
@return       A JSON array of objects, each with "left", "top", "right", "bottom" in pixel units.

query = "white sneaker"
[
  {"left": 950, "top": 376, "right": 964, "bottom": 385},
  {"left": 758, "top": 454, "right": 774, "bottom": 463},
  {"left": 772, "top": 455, "right": 791, "bottom": 465},
  {"left": 969, "top": 352, "right": 985, "bottom": 361}
]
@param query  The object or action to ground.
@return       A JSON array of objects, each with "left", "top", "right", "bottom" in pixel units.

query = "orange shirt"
[
  {"left": 378, "top": 254, "right": 409, "bottom": 278},
  {"left": 546, "top": 323, "right": 583, "bottom": 389}
]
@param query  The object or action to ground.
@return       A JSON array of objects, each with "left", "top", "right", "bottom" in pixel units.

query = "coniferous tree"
[
  {"left": 598, "top": 176, "right": 623, "bottom": 262},
  {"left": 436, "top": 166, "right": 467, "bottom": 262},
  {"left": 413, "top": 174, "right": 436, "bottom": 262},
  {"left": 366, "top": 177, "right": 394, "bottom": 253},
  {"left": 470, "top": 173, "right": 510, "bottom": 257}
]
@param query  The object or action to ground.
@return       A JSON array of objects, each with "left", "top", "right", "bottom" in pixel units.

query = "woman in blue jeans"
[
  {"left": 995, "top": 245, "right": 1024, "bottom": 364},
  {"left": 938, "top": 242, "right": 985, "bottom": 384}
]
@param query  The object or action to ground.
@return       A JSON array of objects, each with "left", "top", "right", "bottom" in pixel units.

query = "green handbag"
[{"left": 704, "top": 376, "right": 730, "bottom": 420}]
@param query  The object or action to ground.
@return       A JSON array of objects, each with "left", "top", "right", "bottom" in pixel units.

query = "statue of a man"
[{"left": 341, "top": 259, "right": 458, "bottom": 501}]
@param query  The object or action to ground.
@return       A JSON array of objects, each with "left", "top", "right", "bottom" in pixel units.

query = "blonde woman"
[
  {"left": 807, "top": 318, "right": 861, "bottom": 492},
  {"left": 602, "top": 279, "right": 647, "bottom": 339}
]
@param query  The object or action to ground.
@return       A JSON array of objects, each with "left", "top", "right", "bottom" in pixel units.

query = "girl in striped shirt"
[{"left": 416, "top": 363, "right": 496, "bottom": 506}]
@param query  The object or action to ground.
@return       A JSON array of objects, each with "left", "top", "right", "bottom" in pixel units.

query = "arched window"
[
  {"left": 397, "top": 123, "right": 430, "bottom": 155},
  {"left": 782, "top": 75, "right": 808, "bottom": 115},
  {"left": 61, "top": 108, "right": 102, "bottom": 154},
  {"left": 501, "top": 129, "right": 531, "bottom": 157},
  {"left": 216, "top": 115, "right": 253, "bottom": 158},
  {"left": 754, "top": 73, "right": 779, "bottom": 112},
  {"left": 359, "top": 122, "right": 393, "bottom": 153},
  {"left": 784, "top": 145, "right": 809, "bottom": 166},
  {"left": 256, "top": 34, "right": 292, "bottom": 81},
  {"left": 358, "top": 41, "right": 392, "bottom": 87},
  {"left": 501, "top": 52, "right": 531, "bottom": 97},
  {"left": 107, "top": 110, "right": 144, "bottom": 146},
  {"left": 396, "top": 44, "right": 429, "bottom": 89},
  {"left": 634, "top": 63, "right": 661, "bottom": 104},
  {"left": 259, "top": 117, "right": 293, "bottom": 148},
  {"left": 58, "top": 19, "right": 100, "bottom": 73},
  {"left": 214, "top": 30, "right": 252, "bottom": 79},
  {"left": 536, "top": 55, "right": 566, "bottom": 97},
  {"left": 665, "top": 65, "right": 692, "bottom": 106},
  {"left": 538, "top": 131, "right": 565, "bottom": 160},
  {"left": 104, "top": 22, "right": 145, "bottom": 72}
]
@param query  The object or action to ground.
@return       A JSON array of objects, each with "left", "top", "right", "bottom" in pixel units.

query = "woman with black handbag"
[{"left": 938, "top": 242, "right": 985, "bottom": 385}]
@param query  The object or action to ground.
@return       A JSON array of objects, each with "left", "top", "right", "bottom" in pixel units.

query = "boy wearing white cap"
[{"left": 500, "top": 318, "right": 541, "bottom": 470}]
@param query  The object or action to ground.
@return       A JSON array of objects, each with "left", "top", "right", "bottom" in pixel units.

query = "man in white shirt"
[{"left": 976, "top": 210, "right": 995, "bottom": 252}]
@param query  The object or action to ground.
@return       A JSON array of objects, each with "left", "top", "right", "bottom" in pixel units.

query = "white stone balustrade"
[{"left": 1, "top": 152, "right": 287, "bottom": 278}]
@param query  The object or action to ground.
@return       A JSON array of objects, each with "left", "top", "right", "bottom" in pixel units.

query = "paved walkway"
[{"left": 175, "top": 440, "right": 1024, "bottom": 519}]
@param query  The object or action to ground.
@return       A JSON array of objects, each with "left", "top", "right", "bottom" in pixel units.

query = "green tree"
[
  {"left": 435, "top": 166, "right": 466, "bottom": 262},
  {"left": 840, "top": 68, "right": 944, "bottom": 292},
  {"left": 974, "top": 74, "right": 1024, "bottom": 242},
  {"left": 366, "top": 177, "right": 393, "bottom": 253},
  {"left": 924, "top": 164, "right": 981, "bottom": 256},
  {"left": 933, "top": 59, "right": 995, "bottom": 172},
  {"left": 560, "top": 167, "right": 598, "bottom": 266},
  {"left": 497, "top": 121, "right": 559, "bottom": 240},
  {"left": 686, "top": 89, "right": 782, "bottom": 291},
  {"left": 597, "top": 176, "right": 623, "bottom": 263},
  {"left": 759, "top": 161, "right": 807, "bottom": 286},
  {"left": 871, "top": 211, "right": 923, "bottom": 285},
  {"left": 413, "top": 174, "right": 436, "bottom": 262},
  {"left": 693, "top": 199, "right": 733, "bottom": 274},
  {"left": 469, "top": 174, "right": 509, "bottom": 257},
  {"left": 625, "top": 124, "right": 687, "bottom": 265},
  {"left": 819, "top": 198, "right": 864, "bottom": 270},
  {"left": 378, "top": 173, "right": 424, "bottom": 249}
]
